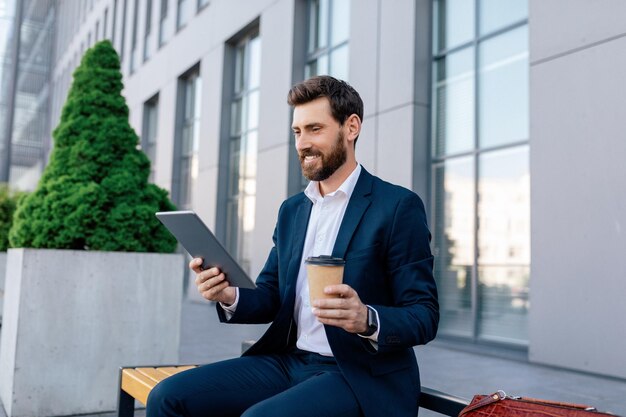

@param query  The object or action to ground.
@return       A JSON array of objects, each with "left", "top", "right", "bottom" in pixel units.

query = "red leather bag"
[{"left": 459, "top": 390, "right": 620, "bottom": 417}]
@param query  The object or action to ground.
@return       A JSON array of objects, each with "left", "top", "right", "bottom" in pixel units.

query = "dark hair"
[{"left": 287, "top": 75, "right": 364, "bottom": 127}]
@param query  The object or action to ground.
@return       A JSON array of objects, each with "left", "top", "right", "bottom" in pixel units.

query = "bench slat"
[
  {"left": 121, "top": 369, "right": 155, "bottom": 406},
  {"left": 120, "top": 366, "right": 198, "bottom": 407},
  {"left": 135, "top": 367, "right": 171, "bottom": 383}
]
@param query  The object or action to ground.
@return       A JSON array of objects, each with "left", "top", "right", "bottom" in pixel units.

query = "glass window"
[
  {"left": 130, "top": 0, "right": 139, "bottom": 73},
  {"left": 112, "top": 0, "right": 117, "bottom": 45},
  {"left": 226, "top": 33, "right": 261, "bottom": 273},
  {"left": 432, "top": 47, "right": 475, "bottom": 157},
  {"left": 198, "top": 0, "right": 209, "bottom": 10},
  {"left": 159, "top": 0, "right": 172, "bottom": 46},
  {"left": 479, "top": 0, "right": 528, "bottom": 35},
  {"left": 104, "top": 8, "right": 109, "bottom": 40},
  {"left": 297, "top": 0, "right": 350, "bottom": 192},
  {"left": 142, "top": 95, "right": 159, "bottom": 182},
  {"left": 305, "top": 0, "right": 350, "bottom": 80},
  {"left": 177, "top": 0, "right": 193, "bottom": 30},
  {"left": 144, "top": 0, "right": 154, "bottom": 61},
  {"left": 432, "top": 157, "right": 475, "bottom": 338},
  {"left": 175, "top": 69, "right": 201, "bottom": 209},
  {"left": 120, "top": 0, "right": 128, "bottom": 62},
  {"left": 479, "top": 25, "right": 528, "bottom": 148},
  {"left": 477, "top": 146, "right": 530, "bottom": 343},
  {"left": 95, "top": 20, "right": 100, "bottom": 42},
  {"left": 433, "top": 0, "right": 475, "bottom": 52},
  {"left": 430, "top": 0, "right": 529, "bottom": 346}
]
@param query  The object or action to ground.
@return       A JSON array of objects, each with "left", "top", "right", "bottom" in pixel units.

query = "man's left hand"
[{"left": 312, "top": 284, "right": 368, "bottom": 334}]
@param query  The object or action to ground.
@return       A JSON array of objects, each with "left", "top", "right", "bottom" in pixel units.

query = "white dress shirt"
[
  {"left": 223, "top": 163, "right": 378, "bottom": 356},
  {"left": 294, "top": 163, "right": 362, "bottom": 355}
]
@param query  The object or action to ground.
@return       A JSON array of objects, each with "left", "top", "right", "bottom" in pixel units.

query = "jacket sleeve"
[
  {"left": 216, "top": 207, "right": 284, "bottom": 324},
  {"left": 369, "top": 192, "right": 439, "bottom": 353}
]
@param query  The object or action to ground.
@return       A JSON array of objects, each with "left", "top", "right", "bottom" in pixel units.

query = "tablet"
[{"left": 155, "top": 210, "right": 256, "bottom": 289}]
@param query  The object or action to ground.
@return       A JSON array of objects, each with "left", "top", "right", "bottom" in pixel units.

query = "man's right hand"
[{"left": 191, "top": 258, "right": 237, "bottom": 305}]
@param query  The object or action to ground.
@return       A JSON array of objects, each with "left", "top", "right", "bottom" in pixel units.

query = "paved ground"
[{"left": 2, "top": 296, "right": 625, "bottom": 417}]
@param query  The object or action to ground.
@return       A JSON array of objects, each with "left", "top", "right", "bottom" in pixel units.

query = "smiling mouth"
[{"left": 300, "top": 152, "right": 322, "bottom": 164}]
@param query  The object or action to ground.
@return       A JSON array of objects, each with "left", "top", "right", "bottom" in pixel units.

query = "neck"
[{"left": 318, "top": 159, "right": 358, "bottom": 196}]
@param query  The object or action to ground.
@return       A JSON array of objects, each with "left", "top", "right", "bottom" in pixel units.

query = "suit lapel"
[
  {"left": 331, "top": 168, "right": 373, "bottom": 260},
  {"left": 284, "top": 196, "right": 313, "bottom": 299}
]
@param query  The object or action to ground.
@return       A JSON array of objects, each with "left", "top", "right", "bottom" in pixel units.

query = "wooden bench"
[
  {"left": 117, "top": 365, "right": 197, "bottom": 417},
  {"left": 117, "top": 364, "right": 469, "bottom": 417}
]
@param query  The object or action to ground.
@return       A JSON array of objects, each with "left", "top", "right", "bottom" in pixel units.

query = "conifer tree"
[
  {"left": 9, "top": 40, "right": 177, "bottom": 252},
  {"left": 0, "top": 185, "right": 23, "bottom": 251}
]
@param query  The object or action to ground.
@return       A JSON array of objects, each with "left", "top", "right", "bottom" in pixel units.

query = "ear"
[{"left": 345, "top": 114, "right": 361, "bottom": 144}]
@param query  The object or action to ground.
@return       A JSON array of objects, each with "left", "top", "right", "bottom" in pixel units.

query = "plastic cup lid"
[{"left": 305, "top": 255, "right": 345, "bottom": 266}]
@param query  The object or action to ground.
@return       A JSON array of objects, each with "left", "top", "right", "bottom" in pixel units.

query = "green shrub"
[
  {"left": 9, "top": 40, "right": 177, "bottom": 253},
  {"left": 0, "top": 185, "right": 24, "bottom": 251}
]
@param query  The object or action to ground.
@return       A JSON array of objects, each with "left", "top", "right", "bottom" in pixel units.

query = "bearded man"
[{"left": 147, "top": 75, "right": 439, "bottom": 417}]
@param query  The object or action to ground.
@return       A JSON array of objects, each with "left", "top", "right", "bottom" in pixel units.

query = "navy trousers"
[{"left": 146, "top": 349, "right": 363, "bottom": 417}]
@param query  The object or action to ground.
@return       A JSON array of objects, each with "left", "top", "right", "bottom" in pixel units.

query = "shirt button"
[{"left": 317, "top": 235, "right": 324, "bottom": 242}]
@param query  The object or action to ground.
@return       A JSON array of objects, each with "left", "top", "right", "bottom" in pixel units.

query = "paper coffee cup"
[{"left": 305, "top": 255, "right": 345, "bottom": 304}]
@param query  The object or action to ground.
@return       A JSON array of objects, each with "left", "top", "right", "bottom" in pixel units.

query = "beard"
[{"left": 299, "top": 130, "right": 348, "bottom": 182}]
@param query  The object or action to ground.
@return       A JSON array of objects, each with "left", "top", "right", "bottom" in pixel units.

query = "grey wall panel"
[
  {"left": 376, "top": 105, "right": 414, "bottom": 189},
  {"left": 378, "top": 0, "right": 416, "bottom": 113},
  {"left": 349, "top": 0, "right": 379, "bottom": 119},
  {"left": 529, "top": 30, "right": 626, "bottom": 378},
  {"left": 530, "top": 0, "right": 626, "bottom": 63}
]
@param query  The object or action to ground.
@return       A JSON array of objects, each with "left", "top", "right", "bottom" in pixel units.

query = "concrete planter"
[
  {"left": 0, "top": 252, "right": 6, "bottom": 324},
  {"left": 0, "top": 248, "right": 184, "bottom": 417}
]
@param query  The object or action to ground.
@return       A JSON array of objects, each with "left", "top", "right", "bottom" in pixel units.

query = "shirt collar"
[{"left": 304, "top": 164, "right": 362, "bottom": 204}]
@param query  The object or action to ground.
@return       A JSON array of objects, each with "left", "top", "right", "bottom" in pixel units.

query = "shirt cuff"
[{"left": 219, "top": 288, "right": 239, "bottom": 320}]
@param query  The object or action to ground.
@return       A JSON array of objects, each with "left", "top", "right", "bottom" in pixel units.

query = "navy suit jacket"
[{"left": 217, "top": 167, "right": 439, "bottom": 417}]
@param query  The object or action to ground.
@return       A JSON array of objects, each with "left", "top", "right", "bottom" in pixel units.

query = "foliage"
[
  {"left": 9, "top": 40, "right": 177, "bottom": 252},
  {"left": 0, "top": 185, "right": 25, "bottom": 251}
]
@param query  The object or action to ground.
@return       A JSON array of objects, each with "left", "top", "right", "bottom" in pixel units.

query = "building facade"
[
  {"left": 2, "top": 0, "right": 625, "bottom": 380},
  {"left": 0, "top": 0, "right": 55, "bottom": 189}
]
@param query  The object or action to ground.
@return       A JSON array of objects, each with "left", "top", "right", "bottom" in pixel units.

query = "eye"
[{"left": 312, "top": 126, "right": 321, "bottom": 133}]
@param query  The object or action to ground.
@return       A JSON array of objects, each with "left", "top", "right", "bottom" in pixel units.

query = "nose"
[{"left": 295, "top": 133, "right": 311, "bottom": 153}]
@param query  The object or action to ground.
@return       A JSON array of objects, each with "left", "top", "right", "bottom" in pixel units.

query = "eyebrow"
[{"left": 292, "top": 122, "right": 324, "bottom": 131}]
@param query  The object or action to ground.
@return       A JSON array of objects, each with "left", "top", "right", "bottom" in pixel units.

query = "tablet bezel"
[{"left": 155, "top": 210, "right": 256, "bottom": 289}]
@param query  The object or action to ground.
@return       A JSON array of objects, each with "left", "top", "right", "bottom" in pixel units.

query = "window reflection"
[
  {"left": 479, "top": 26, "right": 528, "bottom": 148},
  {"left": 433, "top": 47, "right": 474, "bottom": 157},
  {"left": 479, "top": 0, "right": 528, "bottom": 35},
  {"left": 478, "top": 147, "right": 530, "bottom": 343},
  {"left": 433, "top": 157, "right": 475, "bottom": 337},
  {"left": 142, "top": 96, "right": 159, "bottom": 182},
  {"left": 305, "top": 0, "right": 350, "bottom": 81},
  {"left": 159, "top": 0, "right": 172, "bottom": 47},
  {"left": 431, "top": 0, "right": 529, "bottom": 345},
  {"left": 143, "top": 0, "right": 154, "bottom": 61},
  {"left": 177, "top": 0, "right": 193, "bottom": 29},
  {"left": 226, "top": 33, "right": 261, "bottom": 274},
  {"left": 177, "top": 70, "right": 201, "bottom": 209},
  {"left": 433, "top": 0, "right": 475, "bottom": 52}
]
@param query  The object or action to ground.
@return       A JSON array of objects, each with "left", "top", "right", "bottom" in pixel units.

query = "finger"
[
  {"left": 189, "top": 258, "right": 204, "bottom": 273},
  {"left": 196, "top": 267, "right": 221, "bottom": 285},
  {"left": 313, "top": 306, "right": 359, "bottom": 320},
  {"left": 315, "top": 317, "right": 359, "bottom": 332},
  {"left": 202, "top": 272, "right": 226, "bottom": 292},
  {"left": 312, "top": 297, "right": 349, "bottom": 309},
  {"left": 201, "top": 279, "right": 230, "bottom": 301},
  {"left": 323, "top": 284, "right": 354, "bottom": 298}
]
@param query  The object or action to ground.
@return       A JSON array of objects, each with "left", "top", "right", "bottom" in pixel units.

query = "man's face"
[{"left": 292, "top": 98, "right": 348, "bottom": 181}]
